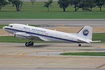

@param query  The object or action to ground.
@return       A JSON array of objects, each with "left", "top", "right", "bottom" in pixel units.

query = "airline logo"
[{"left": 83, "top": 29, "right": 89, "bottom": 36}]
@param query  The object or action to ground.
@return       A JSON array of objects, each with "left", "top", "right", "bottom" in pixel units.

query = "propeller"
[{"left": 14, "top": 33, "right": 16, "bottom": 38}]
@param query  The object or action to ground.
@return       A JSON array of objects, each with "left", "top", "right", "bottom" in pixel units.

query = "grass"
[
  {"left": 0, "top": 36, "right": 28, "bottom": 43},
  {"left": 0, "top": 2, "right": 105, "bottom": 19},
  {"left": 0, "top": 12, "right": 105, "bottom": 19},
  {"left": 92, "top": 33, "right": 105, "bottom": 43},
  {"left": 0, "top": 33, "right": 105, "bottom": 43},
  {"left": 0, "top": 25, "right": 8, "bottom": 29},
  {"left": 60, "top": 52, "right": 105, "bottom": 56}
]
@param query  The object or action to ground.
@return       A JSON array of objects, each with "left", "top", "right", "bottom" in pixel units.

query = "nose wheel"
[{"left": 25, "top": 41, "right": 34, "bottom": 47}]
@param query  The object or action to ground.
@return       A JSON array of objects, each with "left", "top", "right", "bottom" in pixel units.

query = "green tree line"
[
  {"left": 0, "top": 0, "right": 105, "bottom": 12},
  {"left": 58, "top": 0, "right": 105, "bottom": 12},
  {"left": 0, "top": 0, "right": 23, "bottom": 11}
]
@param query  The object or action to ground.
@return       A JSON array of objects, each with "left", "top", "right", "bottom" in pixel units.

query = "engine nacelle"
[{"left": 14, "top": 32, "right": 31, "bottom": 39}]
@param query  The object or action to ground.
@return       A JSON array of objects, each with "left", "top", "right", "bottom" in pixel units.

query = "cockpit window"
[
  {"left": 8, "top": 25, "right": 13, "bottom": 27},
  {"left": 10, "top": 25, "right": 13, "bottom": 27}
]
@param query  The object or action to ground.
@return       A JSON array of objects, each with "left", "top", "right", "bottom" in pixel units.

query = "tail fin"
[{"left": 77, "top": 26, "right": 92, "bottom": 40}]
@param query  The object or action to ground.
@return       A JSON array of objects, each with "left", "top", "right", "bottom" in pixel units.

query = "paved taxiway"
[
  {"left": 0, "top": 19, "right": 105, "bottom": 26},
  {"left": 0, "top": 42, "right": 105, "bottom": 70}
]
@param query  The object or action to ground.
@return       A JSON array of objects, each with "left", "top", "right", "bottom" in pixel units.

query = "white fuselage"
[{"left": 3, "top": 24, "right": 90, "bottom": 43}]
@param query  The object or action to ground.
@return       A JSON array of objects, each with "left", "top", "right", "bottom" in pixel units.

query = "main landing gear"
[{"left": 25, "top": 41, "right": 34, "bottom": 47}]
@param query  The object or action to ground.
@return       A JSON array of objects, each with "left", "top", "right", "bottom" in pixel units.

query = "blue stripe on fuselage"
[{"left": 5, "top": 28, "right": 80, "bottom": 43}]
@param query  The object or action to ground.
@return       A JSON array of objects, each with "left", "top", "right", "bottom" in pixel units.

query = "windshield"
[{"left": 8, "top": 25, "right": 13, "bottom": 27}]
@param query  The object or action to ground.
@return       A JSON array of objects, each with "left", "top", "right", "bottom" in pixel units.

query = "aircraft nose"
[{"left": 3, "top": 26, "right": 6, "bottom": 29}]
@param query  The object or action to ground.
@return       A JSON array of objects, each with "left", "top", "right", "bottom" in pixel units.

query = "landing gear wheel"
[
  {"left": 25, "top": 42, "right": 30, "bottom": 47},
  {"left": 29, "top": 41, "right": 34, "bottom": 46},
  {"left": 25, "top": 41, "right": 34, "bottom": 47},
  {"left": 78, "top": 44, "right": 81, "bottom": 46}
]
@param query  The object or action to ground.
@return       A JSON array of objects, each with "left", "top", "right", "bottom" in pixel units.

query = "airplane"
[{"left": 3, "top": 23, "right": 96, "bottom": 47}]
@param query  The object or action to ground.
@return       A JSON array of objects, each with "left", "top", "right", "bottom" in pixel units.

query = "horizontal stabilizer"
[{"left": 92, "top": 40, "right": 101, "bottom": 42}]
